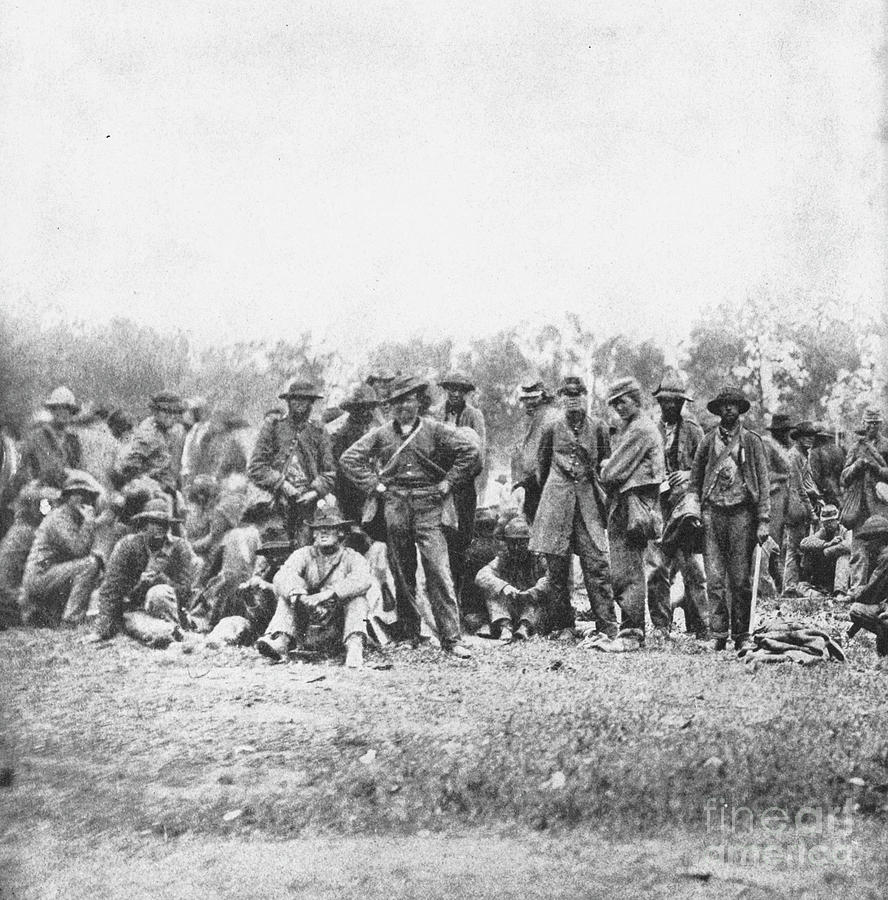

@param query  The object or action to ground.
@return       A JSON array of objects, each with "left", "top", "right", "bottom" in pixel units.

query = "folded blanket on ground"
[{"left": 736, "top": 617, "right": 845, "bottom": 666}]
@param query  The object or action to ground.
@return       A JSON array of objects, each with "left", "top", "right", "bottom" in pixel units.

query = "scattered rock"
[
  {"left": 359, "top": 749, "right": 377, "bottom": 765},
  {"left": 702, "top": 756, "right": 724, "bottom": 772},
  {"left": 217, "top": 773, "right": 235, "bottom": 785},
  {"left": 847, "top": 777, "right": 866, "bottom": 787},
  {"left": 222, "top": 809, "right": 242, "bottom": 822},
  {"left": 544, "top": 771, "right": 567, "bottom": 790}
]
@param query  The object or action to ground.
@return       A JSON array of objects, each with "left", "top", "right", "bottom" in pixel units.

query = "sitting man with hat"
[
  {"left": 799, "top": 504, "right": 851, "bottom": 597},
  {"left": 688, "top": 387, "right": 771, "bottom": 651},
  {"left": 529, "top": 375, "right": 617, "bottom": 640},
  {"left": 114, "top": 390, "right": 186, "bottom": 496},
  {"left": 782, "top": 420, "right": 822, "bottom": 595},
  {"left": 256, "top": 508, "right": 372, "bottom": 668},
  {"left": 92, "top": 496, "right": 196, "bottom": 647},
  {"left": 510, "top": 380, "right": 558, "bottom": 523},
  {"left": 846, "top": 514, "right": 888, "bottom": 653},
  {"left": 645, "top": 374, "right": 709, "bottom": 639},
  {"left": 841, "top": 408, "right": 888, "bottom": 593},
  {"left": 247, "top": 378, "right": 336, "bottom": 546},
  {"left": 432, "top": 372, "right": 487, "bottom": 597},
  {"left": 20, "top": 470, "right": 104, "bottom": 626},
  {"left": 761, "top": 412, "right": 793, "bottom": 590},
  {"left": 475, "top": 514, "right": 550, "bottom": 642},
  {"left": 18, "top": 386, "right": 83, "bottom": 490},
  {"left": 597, "top": 377, "right": 666, "bottom": 651},
  {"left": 339, "top": 374, "right": 481, "bottom": 658}
]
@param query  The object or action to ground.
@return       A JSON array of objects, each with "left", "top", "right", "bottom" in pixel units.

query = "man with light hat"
[
  {"left": 799, "top": 504, "right": 851, "bottom": 596},
  {"left": 596, "top": 377, "right": 666, "bottom": 651},
  {"left": 20, "top": 470, "right": 103, "bottom": 626},
  {"left": 340, "top": 374, "right": 480, "bottom": 658},
  {"left": 841, "top": 408, "right": 888, "bottom": 593},
  {"left": 475, "top": 514, "right": 549, "bottom": 642},
  {"left": 782, "top": 421, "right": 822, "bottom": 595},
  {"left": 92, "top": 495, "right": 196, "bottom": 648},
  {"left": 529, "top": 375, "right": 617, "bottom": 640},
  {"left": 432, "top": 372, "right": 486, "bottom": 598},
  {"left": 688, "top": 386, "right": 771, "bottom": 651},
  {"left": 114, "top": 390, "right": 186, "bottom": 496},
  {"left": 247, "top": 378, "right": 336, "bottom": 546},
  {"left": 761, "top": 412, "right": 793, "bottom": 589},
  {"left": 256, "top": 507, "right": 372, "bottom": 668},
  {"left": 18, "top": 386, "right": 83, "bottom": 489},
  {"left": 645, "top": 374, "right": 709, "bottom": 639},
  {"left": 510, "top": 380, "right": 558, "bottom": 523}
]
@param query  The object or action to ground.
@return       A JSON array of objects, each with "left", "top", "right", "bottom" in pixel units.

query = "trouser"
[
  {"left": 121, "top": 583, "right": 183, "bottom": 646},
  {"left": 545, "top": 507, "right": 616, "bottom": 636},
  {"left": 484, "top": 588, "right": 542, "bottom": 633},
  {"left": 264, "top": 592, "right": 368, "bottom": 650},
  {"left": 446, "top": 484, "right": 477, "bottom": 599},
  {"left": 782, "top": 522, "right": 809, "bottom": 592},
  {"left": 384, "top": 491, "right": 463, "bottom": 646},
  {"left": 523, "top": 482, "right": 542, "bottom": 524},
  {"left": 702, "top": 504, "right": 758, "bottom": 643},
  {"left": 768, "top": 487, "right": 787, "bottom": 591},
  {"left": 645, "top": 543, "right": 709, "bottom": 635},
  {"left": 22, "top": 556, "right": 101, "bottom": 626},
  {"left": 849, "top": 535, "right": 871, "bottom": 593},
  {"left": 607, "top": 497, "right": 650, "bottom": 638}
]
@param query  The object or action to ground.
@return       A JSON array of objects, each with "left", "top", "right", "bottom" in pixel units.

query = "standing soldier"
[
  {"left": 18, "top": 386, "right": 83, "bottom": 489},
  {"left": 329, "top": 385, "right": 381, "bottom": 528},
  {"left": 782, "top": 421, "right": 821, "bottom": 595},
  {"left": 761, "top": 412, "right": 793, "bottom": 591},
  {"left": 528, "top": 376, "right": 616, "bottom": 640},
  {"left": 840, "top": 408, "right": 888, "bottom": 592},
  {"left": 510, "top": 381, "right": 557, "bottom": 523},
  {"left": 339, "top": 375, "right": 480, "bottom": 658},
  {"left": 645, "top": 376, "right": 708, "bottom": 640},
  {"left": 688, "top": 387, "right": 771, "bottom": 651},
  {"left": 247, "top": 379, "right": 336, "bottom": 546},
  {"left": 598, "top": 378, "right": 666, "bottom": 651},
  {"left": 432, "top": 373, "right": 486, "bottom": 597},
  {"left": 809, "top": 422, "right": 845, "bottom": 508}
]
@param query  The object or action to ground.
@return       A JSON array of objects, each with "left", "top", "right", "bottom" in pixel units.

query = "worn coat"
[
  {"left": 809, "top": 441, "right": 845, "bottom": 507},
  {"left": 600, "top": 413, "right": 666, "bottom": 496},
  {"left": 529, "top": 413, "right": 611, "bottom": 556},
  {"left": 274, "top": 544, "right": 371, "bottom": 601},
  {"left": 839, "top": 436, "right": 888, "bottom": 529},
  {"left": 785, "top": 445, "right": 819, "bottom": 526},
  {"left": 510, "top": 404, "right": 559, "bottom": 489},
  {"left": 659, "top": 417, "right": 703, "bottom": 476},
  {"left": 18, "top": 423, "right": 81, "bottom": 489},
  {"left": 22, "top": 504, "right": 96, "bottom": 583},
  {"left": 475, "top": 552, "right": 550, "bottom": 599},
  {"left": 689, "top": 426, "right": 771, "bottom": 523},
  {"left": 114, "top": 417, "right": 185, "bottom": 492}
]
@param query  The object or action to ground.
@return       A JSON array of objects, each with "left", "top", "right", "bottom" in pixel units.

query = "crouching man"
[
  {"left": 255, "top": 509, "right": 371, "bottom": 668},
  {"left": 475, "top": 514, "right": 549, "bottom": 642},
  {"left": 92, "top": 497, "right": 196, "bottom": 648},
  {"left": 798, "top": 504, "right": 851, "bottom": 597}
]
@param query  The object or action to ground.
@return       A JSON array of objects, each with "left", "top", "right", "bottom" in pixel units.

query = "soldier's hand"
[
  {"left": 437, "top": 480, "right": 452, "bottom": 497},
  {"left": 281, "top": 481, "right": 299, "bottom": 499},
  {"left": 667, "top": 471, "right": 687, "bottom": 490}
]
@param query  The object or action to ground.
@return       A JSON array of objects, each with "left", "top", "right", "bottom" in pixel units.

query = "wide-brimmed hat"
[
  {"left": 365, "top": 371, "right": 397, "bottom": 386},
  {"left": 278, "top": 378, "right": 324, "bottom": 401},
  {"left": 340, "top": 384, "right": 380, "bottom": 412},
  {"left": 131, "top": 496, "right": 181, "bottom": 525},
  {"left": 819, "top": 504, "right": 839, "bottom": 523},
  {"left": 150, "top": 391, "right": 185, "bottom": 414},
  {"left": 503, "top": 515, "right": 531, "bottom": 541},
  {"left": 606, "top": 377, "right": 642, "bottom": 406},
  {"left": 857, "top": 515, "right": 888, "bottom": 540},
  {"left": 652, "top": 376, "right": 693, "bottom": 403},
  {"left": 766, "top": 412, "right": 792, "bottom": 432},
  {"left": 45, "top": 386, "right": 80, "bottom": 413},
  {"left": 789, "top": 420, "right": 818, "bottom": 440},
  {"left": 558, "top": 375, "right": 588, "bottom": 397},
  {"left": 307, "top": 508, "right": 353, "bottom": 530},
  {"left": 706, "top": 387, "right": 751, "bottom": 416},
  {"left": 813, "top": 421, "right": 834, "bottom": 439},
  {"left": 386, "top": 375, "right": 429, "bottom": 404},
  {"left": 862, "top": 408, "right": 884, "bottom": 425},
  {"left": 438, "top": 372, "right": 475, "bottom": 392},
  {"left": 519, "top": 380, "right": 546, "bottom": 399},
  {"left": 60, "top": 469, "right": 103, "bottom": 499}
]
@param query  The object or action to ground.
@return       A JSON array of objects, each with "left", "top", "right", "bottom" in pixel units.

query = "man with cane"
[{"left": 688, "top": 387, "right": 771, "bottom": 651}]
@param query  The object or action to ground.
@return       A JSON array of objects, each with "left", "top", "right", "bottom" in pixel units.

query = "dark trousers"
[
  {"left": 445, "top": 484, "right": 477, "bottom": 599},
  {"left": 702, "top": 504, "right": 758, "bottom": 642}
]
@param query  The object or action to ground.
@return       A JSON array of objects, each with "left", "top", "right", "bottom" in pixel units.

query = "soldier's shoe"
[
  {"left": 699, "top": 637, "right": 728, "bottom": 652},
  {"left": 513, "top": 621, "right": 531, "bottom": 641},
  {"left": 256, "top": 632, "right": 292, "bottom": 661},
  {"left": 498, "top": 624, "right": 514, "bottom": 644},
  {"left": 581, "top": 632, "right": 613, "bottom": 650},
  {"left": 598, "top": 634, "right": 642, "bottom": 653},
  {"left": 444, "top": 642, "right": 472, "bottom": 659},
  {"left": 549, "top": 627, "right": 576, "bottom": 642}
]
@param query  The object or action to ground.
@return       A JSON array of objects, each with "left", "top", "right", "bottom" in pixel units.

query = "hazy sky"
[{"left": 1, "top": 2, "right": 884, "bottom": 354}]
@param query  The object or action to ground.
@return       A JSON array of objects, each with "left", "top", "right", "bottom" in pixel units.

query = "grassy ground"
[{"left": 1, "top": 595, "right": 887, "bottom": 897}]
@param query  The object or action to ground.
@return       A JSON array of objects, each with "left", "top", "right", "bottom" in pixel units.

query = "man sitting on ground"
[
  {"left": 798, "top": 504, "right": 851, "bottom": 597},
  {"left": 475, "top": 514, "right": 550, "bottom": 643},
  {"left": 255, "top": 508, "right": 371, "bottom": 668}
]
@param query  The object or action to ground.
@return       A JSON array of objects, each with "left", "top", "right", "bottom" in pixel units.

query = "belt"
[{"left": 386, "top": 484, "right": 440, "bottom": 498}]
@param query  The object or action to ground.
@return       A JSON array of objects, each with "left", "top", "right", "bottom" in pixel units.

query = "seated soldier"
[
  {"left": 255, "top": 509, "right": 371, "bottom": 668},
  {"left": 20, "top": 470, "right": 104, "bottom": 626},
  {"left": 91, "top": 497, "right": 196, "bottom": 648},
  {"left": 475, "top": 514, "right": 550, "bottom": 642},
  {"left": 0, "top": 483, "right": 60, "bottom": 627},
  {"left": 798, "top": 504, "right": 851, "bottom": 596},
  {"left": 848, "top": 515, "right": 888, "bottom": 621},
  {"left": 458, "top": 507, "right": 500, "bottom": 631}
]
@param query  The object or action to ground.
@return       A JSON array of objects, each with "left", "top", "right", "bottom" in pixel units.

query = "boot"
[
  {"left": 497, "top": 620, "right": 513, "bottom": 643},
  {"left": 255, "top": 631, "right": 292, "bottom": 661},
  {"left": 513, "top": 621, "right": 531, "bottom": 641}
]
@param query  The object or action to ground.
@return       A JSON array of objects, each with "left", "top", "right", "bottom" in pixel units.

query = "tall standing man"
[
  {"left": 528, "top": 376, "right": 616, "bottom": 639},
  {"left": 340, "top": 375, "right": 480, "bottom": 658},
  {"left": 510, "top": 381, "right": 557, "bottom": 523},
  {"left": 782, "top": 420, "right": 821, "bottom": 595},
  {"left": 688, "top": 387, "right": 771, "bottom": 651},
  {"left": 598, "top": 378, "right": 666, "bottom": 651},
  {"left": 761, "top": 412, "right": 793, "bottom": 591},
  {"left": 645, "top": 376, "right": 708, "bottom": 639},
  {"left": 247, "top": 379, "right": 336, "bottom": 546}
]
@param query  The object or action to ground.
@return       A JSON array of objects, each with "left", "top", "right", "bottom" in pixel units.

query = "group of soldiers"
[{"left": 2, "top": 366, "right": 888, "bottom": 666}]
